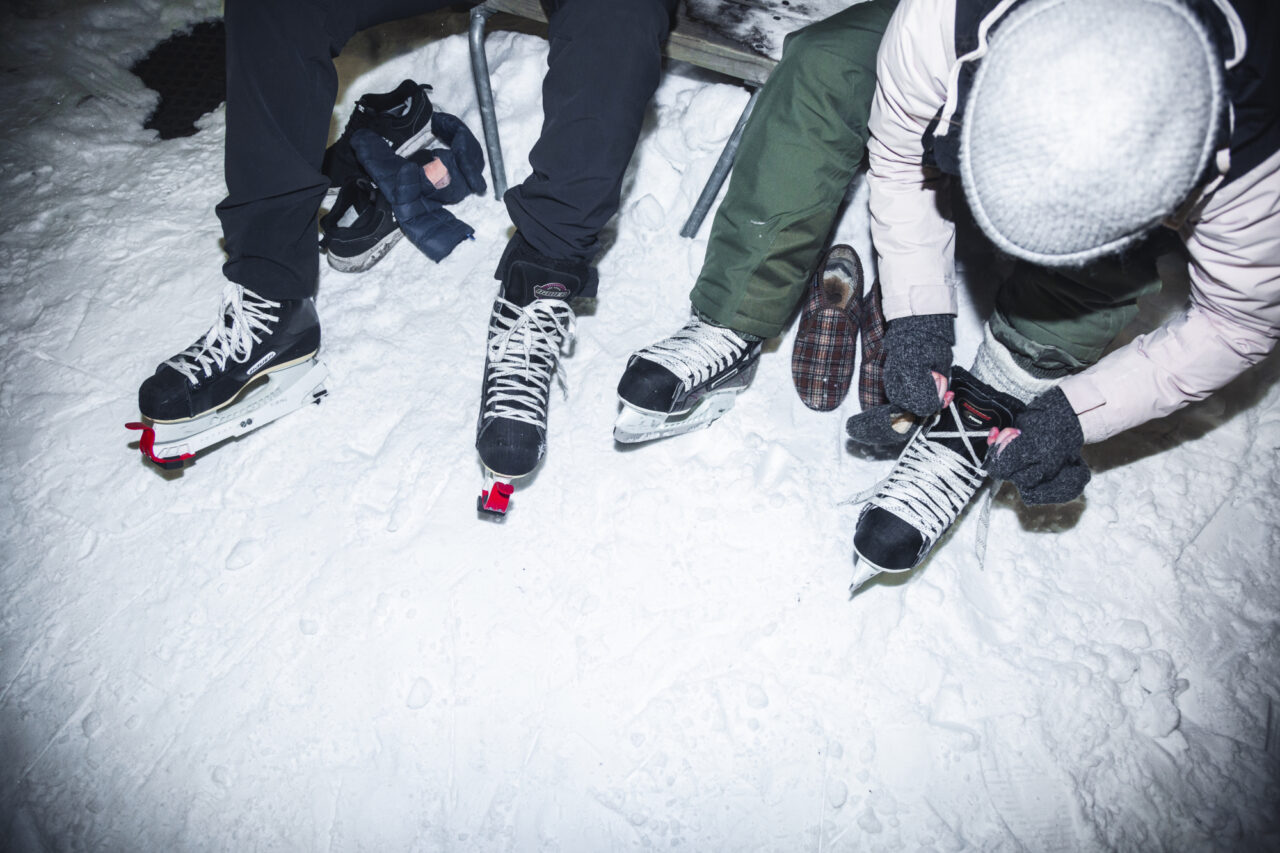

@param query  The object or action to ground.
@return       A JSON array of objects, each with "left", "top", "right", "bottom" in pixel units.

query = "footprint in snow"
[{"left": 224, "top": 538, "right": 262, "bottom": 572}]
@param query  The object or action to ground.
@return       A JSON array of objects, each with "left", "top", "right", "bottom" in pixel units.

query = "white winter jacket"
[{"left": 867, "top": 0, "right": 1280, "bottom": 443}]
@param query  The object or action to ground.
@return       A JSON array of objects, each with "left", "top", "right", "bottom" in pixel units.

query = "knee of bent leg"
[
  {"left": 776, "top": 3, "right": 893, "bottom": 86},
  {"left": 547, "top": 0, "right": 676, "bottom": 37},
  {"left": 774, "top": 26, "right": 881, "bottom": 116}
]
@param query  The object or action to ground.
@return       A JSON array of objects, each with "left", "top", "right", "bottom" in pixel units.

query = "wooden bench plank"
[
  {"left": 479, "top": 0, "right": 548, "bottom": 23},
  {"left": 481, "top": 0, "right": 783, "bottom": 85},
  {"left": 685, "top": 1, "right": 855, "bottom": 63}
]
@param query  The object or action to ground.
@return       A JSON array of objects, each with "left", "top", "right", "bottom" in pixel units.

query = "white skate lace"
[
  {"left": 636, "top": 315, "right": 750, "bottom": 391},
  {"left": 483, "top": 297, "right": 576, "bottom": 426},
  {"left": 852, "top": 397, "right": 992, "bottom": 546},
  {"left": 165, "top": 284, "right": 281, "bottom": 385}
]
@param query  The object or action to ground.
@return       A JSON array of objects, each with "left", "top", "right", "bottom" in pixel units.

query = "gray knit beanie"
[{"left": 960, "top": 0, "right": 1224, "bottom": 267}]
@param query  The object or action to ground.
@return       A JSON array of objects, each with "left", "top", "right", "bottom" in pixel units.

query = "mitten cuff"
[
  {"left": 885, "top": 313, "right": 955, "bottom": 346},
  {"left": 1033, "top": 386, "right": 1085, "bottom": 451}
]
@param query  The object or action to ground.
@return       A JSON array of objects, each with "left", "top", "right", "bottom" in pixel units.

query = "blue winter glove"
[
  {"left": 985, "top": 386, "right": 1090, "bottom": 505},
  {"left": 846, "top": 313, "right": 954, "bottom": 448},
  {"left": 350, "top": 110, "right": 487, "bottom": 263},
  {"left": 427, "top": 110, "right": 486, "bottom": 196}
]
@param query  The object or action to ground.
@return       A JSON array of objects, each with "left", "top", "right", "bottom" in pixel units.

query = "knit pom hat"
[{"left": 959, "top": 0, "right": 1224, "bottom": 267}]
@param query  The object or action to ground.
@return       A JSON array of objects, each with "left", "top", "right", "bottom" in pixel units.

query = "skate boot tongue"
[
  {"left": 504, "top": 261, "right": 585, "bottom": 307},
  {"left": 929, "top": 368, "right": 1020, "bottom": 461}
]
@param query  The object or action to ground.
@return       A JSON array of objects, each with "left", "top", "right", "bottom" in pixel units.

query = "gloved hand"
[
  {"left": 426, "top": 110, "right": 487, "bottom": 196},
  {"left": 985, "top": 386, "right": 1090, "bottom": 504},
  {"left": 846, "top": 313, "right": 954, "bottom": 448}
]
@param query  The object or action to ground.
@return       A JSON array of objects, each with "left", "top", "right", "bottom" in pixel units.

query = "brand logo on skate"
[
  {"left": 532, "top": 282, "right": 570, "bottom": 300},
  {"left": 960, "top": 401, "right": 995, "bottom": 428},
  {"left": 246, "top": 351, "right": 277, "bottom": 377}
]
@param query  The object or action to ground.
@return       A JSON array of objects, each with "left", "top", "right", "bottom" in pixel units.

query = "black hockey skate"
[
  {"left": 475, "top": 236, "right": 596, "bottom": 516},
  {"left": 848, "top": 367, "right": 1022, "bottom": 590},
  {"left": 323, "top": 79, "right": 435, "bottom": 188},
  {"left": 128, "top": 284, "right": 325, "bottom": 469},
  {"left": 614, "top": 313, "right": 761, "bottom": 443},
  {"left": 319, "top": 175, "right": 401, "bottom": 273}
]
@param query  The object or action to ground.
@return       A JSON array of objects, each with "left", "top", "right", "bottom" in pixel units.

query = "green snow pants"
[
  {"left": 689, "top": 0, "right": 899, "bottom": 340},
  {"left": 989, "top": 250, "right": 1163, "bottom": 377}
]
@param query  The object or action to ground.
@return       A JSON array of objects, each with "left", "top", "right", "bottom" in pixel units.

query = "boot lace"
[
  {"left": 165, "top": 284, "right": 281, "bottom": 385},
  {"left": 851, "top": 396, "right": 993, "bottom": 547},
  {"left": 636, "top": 315, "right": 751, "bottom": 390},
  {"left": 482, "top": 298, "right": 576, "bottom": 427}
]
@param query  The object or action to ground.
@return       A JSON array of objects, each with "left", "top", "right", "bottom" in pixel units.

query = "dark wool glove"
[
  {"left": 846, "top": 313, "right": 954, "bottom": 448},
  {"left": 883, "top": 313, "right": 955, "bottom": 416},
  {"left": 846, "top": 403, "right": 919, "bottom": 448},
  {"left": 985, "top": 386, "right": 1090, "bottom": 505}
]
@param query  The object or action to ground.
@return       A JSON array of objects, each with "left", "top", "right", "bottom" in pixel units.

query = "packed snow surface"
[{"left": 2, "top": 1, "right": 1279, "bottom": 851}]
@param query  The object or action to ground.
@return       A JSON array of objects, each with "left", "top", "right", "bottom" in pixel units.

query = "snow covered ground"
[{"left": 3, "top": 1, "right": 1279, "bottom": 850}]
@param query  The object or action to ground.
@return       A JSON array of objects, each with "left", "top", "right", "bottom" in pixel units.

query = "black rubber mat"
[{"left": 131, "top": 19, "right": 226, "bottom": 139}]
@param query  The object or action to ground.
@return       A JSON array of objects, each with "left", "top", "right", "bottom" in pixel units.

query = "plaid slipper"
[
  {"left": 791, "top": 244, "right": 864, "bottom": 411},
  {"left": 859, "top": 278, "right": 889, "bottom": 408}
]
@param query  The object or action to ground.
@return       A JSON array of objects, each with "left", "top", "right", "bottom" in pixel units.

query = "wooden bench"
[{"left": 467, "top": 0, "right": 809, "bottom": 237}]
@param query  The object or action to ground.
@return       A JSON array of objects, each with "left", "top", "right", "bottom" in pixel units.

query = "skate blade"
[
  {"left": 613, "top": 390, "right": 740, "bottom": 444},
  {"left": 127, "top": 359, "right": 329, "bottom": 469},
  {"left": 477, "top": 470, "right": 517, "bottom": 518},
  {"left": 848, "top": 559, "right": 882, "bottom": 595},
  {"left": 848, "top": 551, "right": 913, "bottom": 596}
]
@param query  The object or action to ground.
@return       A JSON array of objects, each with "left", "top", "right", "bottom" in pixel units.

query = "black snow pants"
[{"left": 217, "top": 0, "right": 677, "bottom": 302}]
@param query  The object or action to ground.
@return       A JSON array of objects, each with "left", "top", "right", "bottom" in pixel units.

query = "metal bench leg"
[
  {"left": 468, "top": 5, "right": 507, "bottom": 200},
  {"left": 679, "top": 88, "right": 760, "bottom": 239}
]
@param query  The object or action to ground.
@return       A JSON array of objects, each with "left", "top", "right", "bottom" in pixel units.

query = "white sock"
[{"left": 969, "top": 322, "right": 1058, "bottom": 404}]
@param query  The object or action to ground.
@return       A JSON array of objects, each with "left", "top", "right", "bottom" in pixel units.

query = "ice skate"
[
  {"left": 475, "top": 296, "right": 576, "bottom": 515},
  {"left": 319, "top": 175, "right": 401, "bottom": 273},
  {"left": 129, "top": 283, "right": 324, "bottom": 469},
  {"left": 475, "top": 237, "right": 593, "bottom": 516},
  {"left": 849, "top": 367, "right": 1021, "bottom": 589},
  {"left": 614, "top": 313, "right": 761, "bottom": 443}
]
